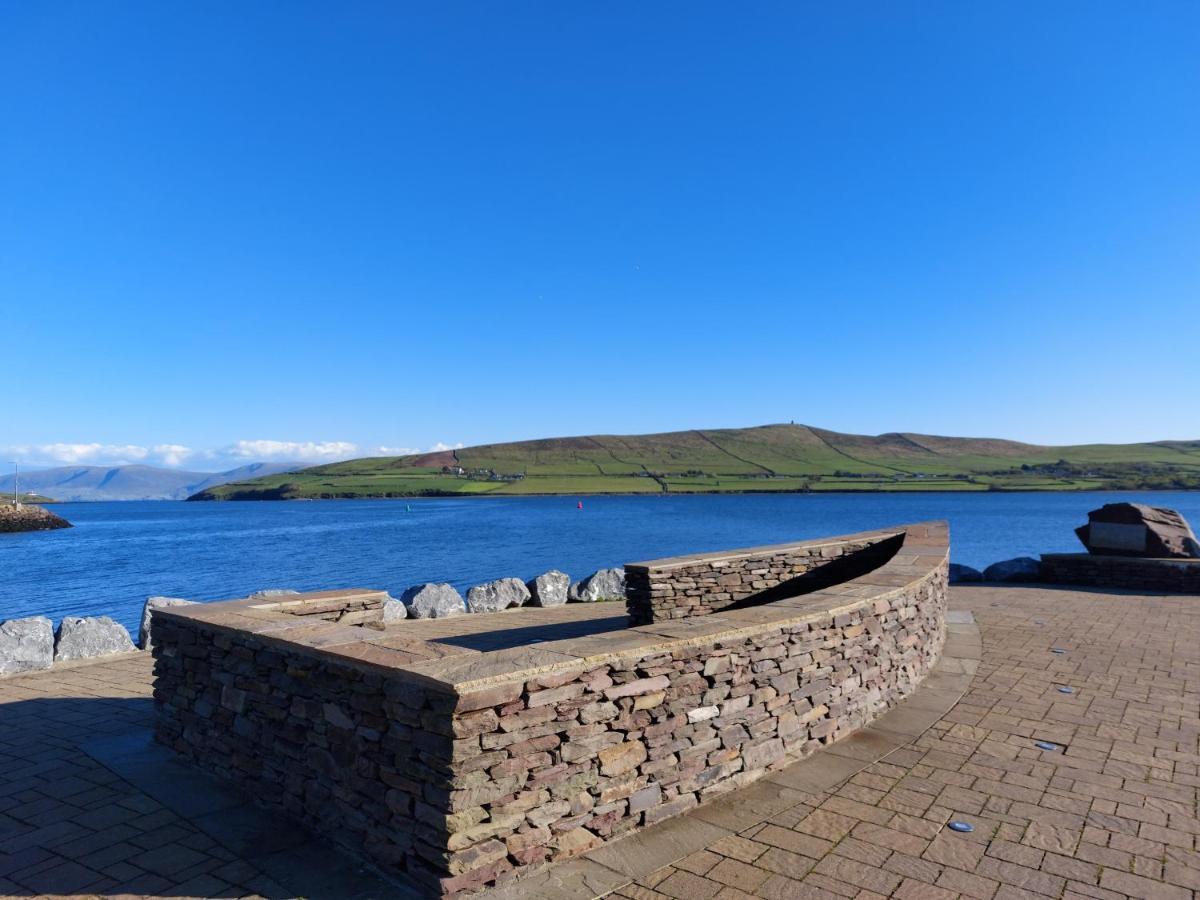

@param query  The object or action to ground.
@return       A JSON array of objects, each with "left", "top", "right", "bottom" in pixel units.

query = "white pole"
[{"left": 10, "top": 462, "right": 17, "bottom": 507}]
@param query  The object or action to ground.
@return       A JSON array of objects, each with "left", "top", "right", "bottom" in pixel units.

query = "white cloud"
[
  {"left": 152, "top": 444, "right": 194, "bottom": 466},
  {"left": 224, "top": 440, "right": 360, "bottom": 463},
  {"left": 5, "top": 439, "right": 459, "bottom": 471},
  {"left": 5, "top": 443, "right": 152, "bottom": 466},
  {"left": 366, "top": 445, "right": 421, "bottom": 457}
]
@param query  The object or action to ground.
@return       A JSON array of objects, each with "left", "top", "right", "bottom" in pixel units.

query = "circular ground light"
[
  {"left": 1057, "top": 686, "right": 1074, "bottom": 694},
  {"left": 947, "top": 821, "right": 975, "bottom": 833},
  {"left": 1035, "top": 741, "right": 1060, "bottom": 751}
]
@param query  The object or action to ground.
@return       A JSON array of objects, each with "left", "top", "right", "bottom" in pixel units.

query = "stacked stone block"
[
  {"left": 153, "top": 524, "right": 948, "bottom": 896},
  {"left": 1040, "top": 552, "right": 1200, "bottom": 593},
  {"left": 625, "top": 532, "right": 893, "bottom": 625}
]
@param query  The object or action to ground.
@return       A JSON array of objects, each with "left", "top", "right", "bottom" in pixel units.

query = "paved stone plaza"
[{"left": 1, "top": 584, "right": 1198, "bottom": 899}]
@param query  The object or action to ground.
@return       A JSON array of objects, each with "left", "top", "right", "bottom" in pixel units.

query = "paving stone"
[{"left": 4, "top": 584, "right": 1200, "bottom": 900}]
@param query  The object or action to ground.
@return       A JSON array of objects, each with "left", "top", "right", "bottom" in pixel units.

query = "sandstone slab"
[{"left": 1076, "top": 502, "right": 1200, "bottom": 558}]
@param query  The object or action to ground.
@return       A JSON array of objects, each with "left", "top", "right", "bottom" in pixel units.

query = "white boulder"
[
  {"left": 382, "top": 596, "right": 408, "bottom": 623},
  {"left": 0, "top": 616, "right": 54, "bottom": 676},
  {"left": 401, "top": 583, "right": 467, "bottom": 619},
  {"left": 139, "top": 596, "right": 197, "bottom": 650},
  {"left": 466, "top": 578, "right": 531, "bottom": 614},
  {"left": 569, "top": 567, "right": 627, "bottom": 603},
  {"left": 526, "top": 570, "right": 570, "bottom": 607},
  {"left": 54, "top": 616, "right": 136, "bottom": 662}
]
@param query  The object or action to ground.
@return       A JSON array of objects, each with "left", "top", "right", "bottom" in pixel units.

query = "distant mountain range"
[
  {"left": 189, "top": 423, "right": 1200, "bottom": 500},
  {"left": 0, "top": 462, "right": 301, "bottom": 501}
]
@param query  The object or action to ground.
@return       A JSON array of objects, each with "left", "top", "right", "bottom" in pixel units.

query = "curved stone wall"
[{"left": 152, "top": 521, "right": 948, "bottom": 896}]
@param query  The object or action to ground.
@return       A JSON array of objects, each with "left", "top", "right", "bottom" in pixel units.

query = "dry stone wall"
[
  {"left": 1040, "top": 552, "right": 1200, "bottom": 593},
  {"left": 625, "top": 531, "right": 897, "bottom": 624},
  {"left": 153, "top": 523, "right": 948, "bottom": 896}
]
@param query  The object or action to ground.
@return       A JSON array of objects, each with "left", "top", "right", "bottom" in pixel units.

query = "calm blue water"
[{"left": 3, "top": 492, "right": 1198, "bottom": 636}]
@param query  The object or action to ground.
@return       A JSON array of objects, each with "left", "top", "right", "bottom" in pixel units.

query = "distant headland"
[
  {"left": 0, "top": 503, "right": 72, "bottom": 533},
  {"left": 187, "top": 423, "right": 1200, "bottom": 501}
]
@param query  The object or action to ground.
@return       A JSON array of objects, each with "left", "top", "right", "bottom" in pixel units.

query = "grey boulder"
[
  {"left": 381, "top": 596, "right": 408, "bottom": 623},
  {"left": 948, "top": 564, "right": 983, "bottom": 584},
  {"left": 466, "top": 578, "right": 531, "bottom": 614},
  {"left": 569, "top": 567, "right": 627, "bottom": 603},
  {"left": 139, "top": 596, "right": 197, "bottom": 650},
  {"left": 401, "top": 583, "right": 466, "bottom": 619},
  {"left": 54, "top": 616, "right": 136, "bottom": 662},
  {"left": 982, "top": 557, "right": 1041, "bottom": 583},
  {"left": 0, "top": 616, "right": 55, "bottom": 676},
  {"left": 526, "top": 570, "right": 570, "bottom": 607},
  {"left": 250, "top": 588, "right": 301, "bottom": 599}
]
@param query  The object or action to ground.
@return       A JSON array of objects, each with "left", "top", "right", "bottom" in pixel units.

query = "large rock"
[
  {"left": 139, "top": 596, "right": 197, "bottom": 649},
  {"left": 54, "top": 616, "right": 136, "bottom": 662},
  {"left": 982, "top": 557, "right": 1041, "bottom": 583},
  {"left": 526, "top": 570, "right": 570, "bottom": 607},
  {"left": 382, "top": 596, "right": 408, "bottom": 623},
  {"left": 569, "top": 567, "right": 627, "bottom": 603},
  {"left": 0, "top": 616, "right": 54, "bottom": 676},
  {"left": 250, "top": 588, "right": 301, "bottom": 599},
  {"left": 401, "top": 583, "right": 466, "bottom": 619},
  {"left": 466, "top": 578, "right": 531, "bottom": 614},
  {"left": 1075, "top": 503, "right": 1200, "bottom": 559},
  {"left": 948, "top": 563, "right": 983, "bottom": 584}
]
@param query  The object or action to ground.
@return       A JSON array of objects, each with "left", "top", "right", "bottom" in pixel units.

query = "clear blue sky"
[{"left": 3, "top": 2, "right": 1198, "bottom": 470}]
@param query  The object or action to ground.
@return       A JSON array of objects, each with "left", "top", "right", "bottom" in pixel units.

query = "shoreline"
[
  {"left": 21, "top": 487, "right": 1200, "bottom": 508},
  {"left": 187, "top": 485, "right": 1200, "bottom": 502}
]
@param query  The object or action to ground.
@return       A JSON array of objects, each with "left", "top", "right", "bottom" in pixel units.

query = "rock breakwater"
[{"left": 0, "top": 503, "right": 72, "bottom": 533}]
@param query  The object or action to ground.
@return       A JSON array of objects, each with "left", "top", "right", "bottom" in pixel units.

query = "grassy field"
[{"left": 190, "top": 423, "right": 1200, "bottom": 500}]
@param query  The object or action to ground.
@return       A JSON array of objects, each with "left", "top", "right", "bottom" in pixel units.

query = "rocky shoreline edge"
[
  {"left": 0, "top": 503, "right": 72, "bottom": 533},
  {"left": 0, "top": 553, "right": 1038, "bottom": 679},
  {"left": 0, "top": 567, "right": 628, "bottom": 677}
]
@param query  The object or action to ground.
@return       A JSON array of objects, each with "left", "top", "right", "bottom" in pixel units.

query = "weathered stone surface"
[
  {"left": 949, "top": 563, "right": 983, "bottom": 584},
  {"left": 401, "top": 582, "right": 466, "bottom": 618},
  {"left": 526, "top": 570, "right": 570, "bottom": 607},
  {"left": 569, "top": 567, "right": 626, "bottom": 603},
  {"left": 1041, "top": 552, "right": 1200, "bottom": 593},
  {"left": 0, "top": 616, "right": 54, "bottom": 675},
  {"left": 152, "top": 522, "right": 948, "bottom": 896},
  {"left": 250, "top": 588, "right": 300, "bottom": 599},
  {"left": 381, "top": 596, "right": 408, "bottom": 622},
  {"left": 466, "top": 578, "right": 530, "bottom": 614},
  {"left": 982, "top": 557, "right": 1041, "bottom": 582},
  {"left": 0, "top": 503, "right": 71, "bottom": 532},
  {"left": 624, "top": 533, "right": 887, "bottom": 625},
  {"left": 139, "top": 596, "right": 197, "bottom": 650},
  {"left": 1075, "top": 502, "right": 1200, "bottom": 559},
  {"left": 598, "top": 741, "right": 647, "bottom": 776},
  {"left": 53, "top": 616, "right": 135, "bottom": 662}
]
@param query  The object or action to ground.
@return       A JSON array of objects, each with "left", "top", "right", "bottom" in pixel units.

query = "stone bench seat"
[{"left": 152, "top": 520, "right": 948, "bottom": 896}]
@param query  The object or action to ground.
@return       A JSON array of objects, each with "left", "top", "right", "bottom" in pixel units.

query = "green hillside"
[{"left": 187, "top": 424, "right": 1200, "bottom": 500}]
